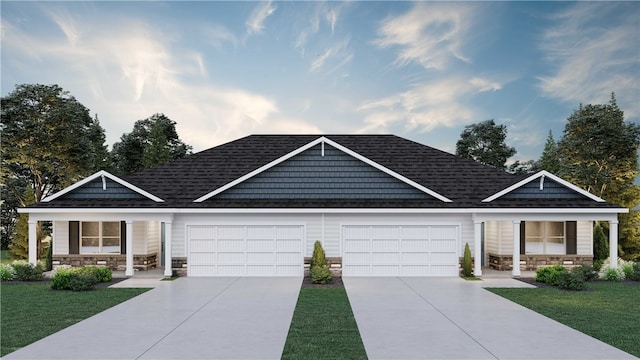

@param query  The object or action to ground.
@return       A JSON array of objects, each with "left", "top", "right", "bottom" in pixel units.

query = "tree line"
[
  {"left": 1, "top": 84, "right": 639, "bottom": 260},
  {"left": 1, "top": 84, "right": 192, "bottom": 256}
]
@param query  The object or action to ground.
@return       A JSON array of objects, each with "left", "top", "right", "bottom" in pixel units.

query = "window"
[
  {"left": 81, "top": 222, "right": 121, "bottom": 254},
  {"left": 525, "top": 221, "right": 565, "bottom": 254}
]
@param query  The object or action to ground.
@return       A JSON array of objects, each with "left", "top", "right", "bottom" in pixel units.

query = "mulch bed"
[
  {"left": 301, "top": 272, "right": 344, "bottom": 289},
  {"left": 515, "top": 277, "right": 640, "bottom": 289}
]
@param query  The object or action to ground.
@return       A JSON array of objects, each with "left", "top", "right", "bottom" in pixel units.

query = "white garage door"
[
  {"left": 342, "top": 225, "right": 460, "bottom": 277},
  {"left": 187, "top": 225, "right": 304, "bottom": 277}
]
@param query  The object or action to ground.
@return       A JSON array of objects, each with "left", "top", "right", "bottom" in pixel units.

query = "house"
[{"left": 20, "top": 135, "right": 627, "bottom": 277}]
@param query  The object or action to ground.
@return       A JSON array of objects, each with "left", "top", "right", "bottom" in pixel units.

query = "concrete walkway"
[
  {"left": 6, "top": 277, "right": 302, "bottom": 360},
  {"left": 344, "top": 277, "right": 635, "bottom": 360}
]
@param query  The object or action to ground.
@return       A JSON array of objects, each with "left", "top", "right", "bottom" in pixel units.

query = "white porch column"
[
  {"left": 28, "top": 220, "right": 37, "bottom": 265},
  {"left": 609, "top": 219, "right": 619, "bottom": 269},
  {"left": 473, "top": 221, "right": 482, "bottom": 276},
  {"left": 125, "top": 220, "right": 134, "bottom": 277},
  {"left": 512, "top": 221, "right": 521, "bottom": 277},
  {"left": 164, "top": 221, "right": 173, "bottom": 277}
]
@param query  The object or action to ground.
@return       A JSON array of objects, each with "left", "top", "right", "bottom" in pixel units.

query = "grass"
[
  {"left": 488, "top": 282, "right": 640, "bottom": 357},
  {"left": 281, "top": 288, "right": 367, "bottom": 360},
  {"left": 1, "top": 284, "right": 149, "bottom": 357}
]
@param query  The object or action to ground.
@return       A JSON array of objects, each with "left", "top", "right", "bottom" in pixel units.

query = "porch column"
[
  {"left": 473, "top": 221, "right": 482, "bottom": 276},
  {"left": 512, "top": 221, "right": 521, "bottom": 277},
  {"left": 28, "top": 220, "right": 37, "bottom": 265},
  {"left": 125, "top": 220, "right": 134, "bottom": 276},
  {"left": 609, "top": 219, "right": 619, "bottom": 269},
  {"left": 164, "top": 221, "right": 173, "bottom": 277}
]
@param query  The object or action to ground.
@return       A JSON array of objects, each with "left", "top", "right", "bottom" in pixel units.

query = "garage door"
[
  {"left": 342, "top": 225, "right": 459, "bottom": 277},
  {"left": 187, "top": 225, "right": 304, "bottom": 276}
]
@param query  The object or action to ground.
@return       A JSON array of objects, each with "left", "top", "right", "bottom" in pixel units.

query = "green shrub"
[
  {"left": 51, "top": 266, "right": 109, "bottom": 291},
  {"left": 535, "top": 265, "right": 567, "bottom": 286},
  {"left": 45, "top": 242, "right": 53, "bottom": 271},
  {"left": 621, "top": 262, "right": 634, "bottom": 280},
  {"left": 558, "top": 268, "right": 586, "bottom": 291},
  {"left": 461, "top": 243, "right": 473, "bottom": 277},
  {"left": 11, "top": 261, "right": 45, "bottom": 281},
  {"left": 593, "top": 223, "right": 608, "bottom": 261},
  {"left": 311, "top": 241, "right": 327, "bottom": 268},
  {"left": 593, "top": 259, "right": 604, "bottom": 272},
  {"left": 572, "top": 264, "right": 598, "bottom": 282},
  {"left": 603, "top": 267, "right": 624, "bottom": 282},
  {"left": 79, "top": 266, "right": 112, "bottom": 283},
  {"left": 51, "top": 268, "right": 74, "bottom": 290},
  {"left": 310, "top": 265, "right": 333, "bottom": 284},
  {"left": 68, "top": 271, "right": 98, "bottom": 291},
  {"left": 0, "top": 264, "right": 16, "bottom": 281},
  {"left": 629, "top": 262, "right": 640, "bottom": 281}
]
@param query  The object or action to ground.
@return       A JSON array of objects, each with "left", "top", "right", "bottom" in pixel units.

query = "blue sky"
[{"left": 2, "top": 1, "right": 639, "bottom": 166}]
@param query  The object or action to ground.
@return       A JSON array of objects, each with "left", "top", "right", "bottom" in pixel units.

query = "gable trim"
[
  {"left": 194, "top": 136, "right": 452, "bottom": 203},
  {"left": 481, "top": 170, "right": 605, "bottom": 203},
  {"left": 42, "top": 170, "right": 164, "bottom": 203}
]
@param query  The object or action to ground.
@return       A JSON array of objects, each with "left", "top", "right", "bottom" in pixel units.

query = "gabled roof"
[
  {"left": 31, "top": 135, "right": 622, "bottom": 210},
  {"left": 42, "top": 170, "right": 164, "bottom": 203},
  {"left": 482, "top": 171, "right": 605, "bottom": 203}
]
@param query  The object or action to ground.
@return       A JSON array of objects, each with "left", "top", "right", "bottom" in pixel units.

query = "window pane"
[
  {"left": 547, "top": 222, "right": 564, "bottom": 237},
  {"left": 525, "top": 222, "right": 543, "bottom": 237},
  {"left": 102, "top": 222, "right": 120, "bottom": 237},
  {"left": 81, "top": 237, "right": 99, "bottom": 254},
  {"left": 82, "top": 222, "right": 99, "bottom": 236}
]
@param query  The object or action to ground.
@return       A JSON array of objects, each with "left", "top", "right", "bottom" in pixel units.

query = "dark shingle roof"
[{"left": 31, "top": 134, "right": 620, "bottom": 209}]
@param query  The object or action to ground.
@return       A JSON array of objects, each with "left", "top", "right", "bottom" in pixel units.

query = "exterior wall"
[
  {"left": 488, "top": 254, "right": 593, "bottom": 271},
  {"left": 53, "top": 221, "right": 69, "bottom": 255},
  {"left": 52, "top": 254, "right": 157, "bottom": 271},
  {"left": 577, "top": 221, "right": 593, "bottom": 255}
]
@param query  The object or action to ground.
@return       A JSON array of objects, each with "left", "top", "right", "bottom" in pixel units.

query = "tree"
[
  {"left": 455, "top": 119, "right": 516, "bottom": 169},
  {"left": 557, "top": 93, "right": 640, "bottom": 260},
  {"left": 538, "top": 130, "right": 561, "bottom": 174},
  {"left": 507, "top": 160, "right": 537, "bottom": 175},
  {"left": 593, "top": 223, "right": 609, "bottom": 262},
  {"left": 1, "top": 84, "right": 109, "bottom": 257},
  {"left": 111, "top": 113, "right": 192, "bottom": 174}
]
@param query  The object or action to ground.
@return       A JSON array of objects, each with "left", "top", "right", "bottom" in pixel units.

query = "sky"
[{"left": 2, "top": 1, "right": 639, "bottom": 166}]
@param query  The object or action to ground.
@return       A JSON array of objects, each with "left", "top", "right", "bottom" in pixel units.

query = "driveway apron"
[
  {"left": 344, "top": 277, "right": 635, "bottom": 360},
  {"left": 5, "top": 277, "right": 302, "bottom": 360}
]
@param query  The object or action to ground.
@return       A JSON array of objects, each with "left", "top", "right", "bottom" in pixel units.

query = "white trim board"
[
  {"left": 193, "top": 136, "right": 452, "bottom": 203},
  {"left": 42, "top": 170, "right": 164, "bottom": 203}
]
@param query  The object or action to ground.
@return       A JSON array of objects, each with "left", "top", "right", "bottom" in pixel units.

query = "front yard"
[
  {"left": 489, "top": 282, "right": 640, "bottom": 358},
  {"left": 0, "top": 284, "right": 149, "bottom": 357}
]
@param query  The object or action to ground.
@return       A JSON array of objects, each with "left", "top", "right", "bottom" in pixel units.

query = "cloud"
[
  {"left": 357, "top": 76, "right": 502, "bottom": 133},
  {"left": 309, "top": 37, "right": 352, "bottom": 73},
  {"left": 294, "top": 3, "right": 344, "bottom": 55},
  {"left": 538, "top": 2, "right": 640, "bottom": 118},
  {"left": 203, "top": 23, "right": 238, "bottom": 49},
  {"left": 374, "top": 2, "right": 473, "bottom": 70},
  {"left": 246, "top": 1, "right": 276, "bottom": 36}
]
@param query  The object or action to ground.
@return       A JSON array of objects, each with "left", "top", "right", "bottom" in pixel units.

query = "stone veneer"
[
  {"left": 171, "top": 257, "right": 188, "bottom": 276},
  {"left": 52, "top": 254, "right": 158, "bottom": 271},
  {"left": 488, "top": 253, "right": 593, "bottom": 271}
]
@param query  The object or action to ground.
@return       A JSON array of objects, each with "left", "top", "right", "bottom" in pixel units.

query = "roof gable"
[
  {"left": 195, "top": 137, "right": 452, "bottom": 202},
  {"left": 482, "top": 171, "right": 604, "bottom": 203},
  {"left": 42, "top": 170, "right": 164, "bottom": 203}
]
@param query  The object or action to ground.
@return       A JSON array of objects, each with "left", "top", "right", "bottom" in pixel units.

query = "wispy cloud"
[
  {"left": 374, "top": 2, "right": 473, "bottom": 70},
  {"left": 246, "top": 1, "right": 276, "bottom": 36},
  {"left": 538, "top": 2, "right": 640, "bottom": 118},
  {"left": 294, "top": 3, "right": 344, "bottom": 55},
  {"left": 309, "top": 37, "right": 352, "bottom": 73}
]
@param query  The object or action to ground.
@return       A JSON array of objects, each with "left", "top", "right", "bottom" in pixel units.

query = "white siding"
[
  {"left": 577, "top": 221, "right": 593, "bottom": 255},
  {"left": 484, "top": 221, "right": 513, "bottom": 255},
  {"left": 146, "top": 221, "right": 160, "bottom": 255},
  {"left": 132, "top": 222, "right": 147, "bottom": 254},
  {"left": 53, "top": 221, "right": 69, "bottom": 255}
]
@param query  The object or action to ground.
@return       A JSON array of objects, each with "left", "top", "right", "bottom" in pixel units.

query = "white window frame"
[
  {"left": 524, "top": 221, "right": 566, "bottom": 255},
  {"left": 80, "top": 221, "right": 121, "bottom": 254}
]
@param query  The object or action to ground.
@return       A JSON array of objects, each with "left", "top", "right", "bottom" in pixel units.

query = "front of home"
[{"left": 20, "top": 135, "right": 627, "bottom": 277}]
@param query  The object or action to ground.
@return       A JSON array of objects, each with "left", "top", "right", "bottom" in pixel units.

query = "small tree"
[
  {"left": 462, "top": 243, "right": 473, "bottom": 277},
  {"left": 310, "top": 241, "right": 332, "bottom": 284},
  {"left": 593, "top": 223, "right": 609, "bottom": 262},
  {"left": 311, "top": 241, "right": 327, "bottom": 268}
]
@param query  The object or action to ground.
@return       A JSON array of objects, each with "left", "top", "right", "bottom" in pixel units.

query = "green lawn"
[
  {"left": 1, "top": 284, "right": 149, "bottom": 357},
  {"left": 281, "top": 288, "right": 367, "bottom": 360},
  {"left": 489, "top": 282, "right": 640, "bottom": 357}
]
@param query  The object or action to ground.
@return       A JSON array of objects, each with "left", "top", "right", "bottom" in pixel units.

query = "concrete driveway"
[
  {"left": 6, "top": 277, "right": 302, "bottom": 360},
  {"left": 344, "top": 277, "right": 635, "bottom": 360}
]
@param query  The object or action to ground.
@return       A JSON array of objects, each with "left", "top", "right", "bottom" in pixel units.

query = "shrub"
[
  {"left": 51, "top": 266, "right": 110, "bottom": 291},
  {"left": 628, "top": 262, "right": 640, "bottom": 281},
  {"left": 11, "top": 261, "right": 45, "bottom": 281},
  {"left": 535, "top": 265, "right": 567, "bottom": 286},
  {"left": 558, "top": 268, "right": 586, "bottom": 291},
  {"left": 621, "top": 262, "right": 634, "bottom": 280},
  {"left": 79, "top": 266, "right": 112, "bottom": 283},
  {"left": 592, "top": 223, "right": 609, "bottom": 261},
  {"left": 310, "top": 265, "right": 333, "bottom": 285},
  {"left": 68, "top": 271, "right": 98, "bottom": 291},
  {"left": 311, "top": 241, "right": 327, "bottom": 268},
  {"left": 593, "top": 259, "right": 604, "bottom": 272},
  {"left": 0, "top": 264, "right": 16, "bottom": 281},
  {"left": 572, "top": 264, "right": 598, "bottom": 282},
  {"left": 45, "top": 242, "right": 53, "bottom": 271},
  {"left": 51, "top": 268, "right": 74, "bottom": 290},
  {"left": 461, "top": 243, "right": 473, "bottom": 277},
  {"left": 603, "top": 267, "right": 625, "bottom": 282}
]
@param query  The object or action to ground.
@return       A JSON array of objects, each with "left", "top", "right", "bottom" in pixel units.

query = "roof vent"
[
  {"left": 539, "top": 174, "right": 545, "bottom": 191},
  {"left": 101, "top": 175, "right": 107, "bottom": 191}
]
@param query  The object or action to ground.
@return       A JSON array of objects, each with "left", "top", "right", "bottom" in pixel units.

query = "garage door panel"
[
  {"left": 371, "top": 265, "right": 400, "bottom": 276},
  {"left": 371, "top": 226, "right": 400, "bottom": 239},
  {"left": 430, "top": 252, "right": 458, "bottom": 265},
  {"left": 432, "top": 226, "right": 458, "bottom": 238},
  {"left": 402, "top": 226, "right": 429, "bottom": 239},
  {"left": 188, "top": 225, "right": 304, "bottom": 277},
  {"left": 344, "top": 252, "right": 370, "bottom": 265},
  {"left": 372, "top": 239, "right": 400, "bottom": 251},
  {"left": 431, "top": 239, "right": 457, "bottom": 252},
  {"left": 401, "top": 252, "right": 429, "bottom": 265},
  {"left": 344, "top": 226, "right": 370, "bottom": 239},
  {"left": 371, "top": 252, "right": 400, "bottom": 265},
  {"left": 344, "top": 239, "right": 370, "bottom": 251},
  {"left": 401, "top": 239, "right": 430, "bottom": 251},
  {"left": 401, "top": 265, "right": 430, "bottom": 276}
]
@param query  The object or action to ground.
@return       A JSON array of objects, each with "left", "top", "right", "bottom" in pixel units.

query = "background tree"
[
  {"left": 111, "top": 113, "right": 192, "bottom": 174},
  {"left": 537, "top": 130, "right": 561, "bottom": 174},
  {"left": 455, "top": 119, "right": 516, "bottom": 169},
  {"left": 557, "top": 93, "right": 640, "bottom": 259},
  {"left": 507, "top": 160, "right": 537, "bottom": 175},
  {"left": 1, "top": 83, "right": 108, "bottom": 254}
]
